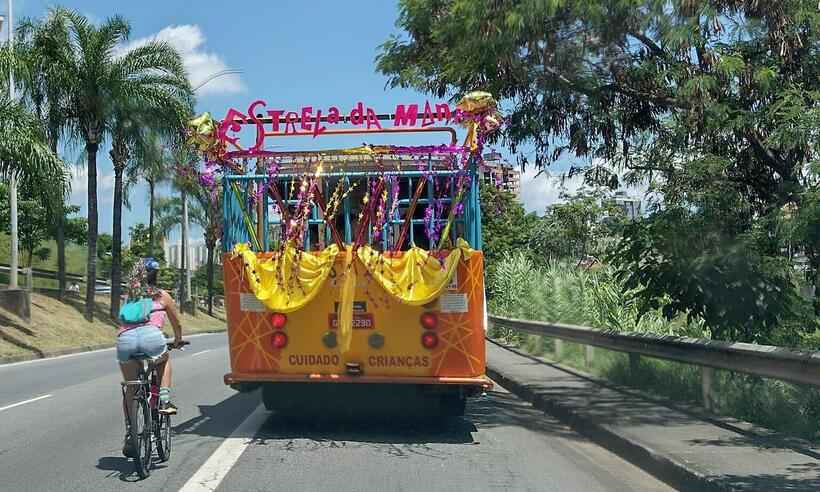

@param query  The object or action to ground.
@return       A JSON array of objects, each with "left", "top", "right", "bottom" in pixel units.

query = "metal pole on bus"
[{"left": 1, "top": 0, "right": 19, "bottom": 288}]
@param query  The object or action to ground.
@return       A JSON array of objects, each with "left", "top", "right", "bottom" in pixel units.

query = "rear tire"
[
  {"left": 131, "top": 396, "right": 152, "bottom": 478},
  {"left": 155, "top": 413, "right": 171, "bottom": 462}
]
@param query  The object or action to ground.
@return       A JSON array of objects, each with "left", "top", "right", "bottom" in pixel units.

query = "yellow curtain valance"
[
  {"left": 232, "top": 242, "right": 339, "bottom": 313},
  {"left": 357, "top": 238, "right": 472, "bottom": 306}
]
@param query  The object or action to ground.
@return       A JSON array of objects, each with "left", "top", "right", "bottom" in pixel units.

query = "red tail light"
[
  {"left": 420, "top": 312, "right": 438, "bottom": 330},
  {"left": 421, "top": 331, "right": 438, "bottom": 349},
  {"left": 271, "top": 313, "right": 288, "bottom": 330},
  {"left": 272, "top": 331, "right": 288, "bottom": 349}
]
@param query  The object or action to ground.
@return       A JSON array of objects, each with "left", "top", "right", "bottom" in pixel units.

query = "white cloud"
[
  {"left": 118, "top": 25, "right": 244, "bottom": 96},
  {"left": 68, "top": 167, "right": 115, "bottom": 206}
]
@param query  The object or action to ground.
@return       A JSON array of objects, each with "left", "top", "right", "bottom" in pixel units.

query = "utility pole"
[{"left": 4, "top": 0, "right": 18, "bottom": 289}]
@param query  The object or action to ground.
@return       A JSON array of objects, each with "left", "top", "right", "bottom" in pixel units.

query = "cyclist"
[{"left": 118, "top": 258, "right": 183, "bottom": 457}]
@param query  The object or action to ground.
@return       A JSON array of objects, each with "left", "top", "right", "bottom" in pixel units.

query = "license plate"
[{"left": 328, "top": 313, "right": 374, "bottom": 330}]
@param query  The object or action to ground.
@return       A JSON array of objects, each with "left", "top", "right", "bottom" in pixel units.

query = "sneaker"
[
  {"left": 158, "top": 401, "right": 178, "bottom": 415},
  {"left": 122, "top": 434, "right": 137, "bottom": 458}
]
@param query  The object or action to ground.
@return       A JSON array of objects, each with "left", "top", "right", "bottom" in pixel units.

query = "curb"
[
  {"left": 0, "top": 328, "right": 227, "bottom": 366},
  {"left": 486, "top": 339, "right": 730, "bottom": 492}
]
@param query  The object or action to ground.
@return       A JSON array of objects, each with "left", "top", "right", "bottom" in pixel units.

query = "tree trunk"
[
  {"left": 50, "top": 136, "right": 67, "bottom": 301},
  {"left": 148, "top": 180, "right": 155, "bottom": 257},
  {"left": 85, "top": 143, "right": 99, "bottom": 322},
  {"left": 57, "top": 210, "right": 66, "bottom": 300},
  {"left": 110, "top": 165, "right": 124, "bottom": 320},
  {"left": 206, "top": 242, "right": 214, "bottom": 316}
]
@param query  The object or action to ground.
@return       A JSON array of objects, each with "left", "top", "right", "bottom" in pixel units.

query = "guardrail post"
[
  {"left": 702, "top": 367, "right": 715, "bottom": 411},
  {"left": 629, "top": 352, "right": 640, "bottom": 375},
  {"left": 554, "top": 339, "right": 563, "bottom": 359},
  {"left": 25, "top": 267, "right": 33, "bottom": 291},
  {"left": 584, "top": 345, "right": 595, "bottom": 368}
]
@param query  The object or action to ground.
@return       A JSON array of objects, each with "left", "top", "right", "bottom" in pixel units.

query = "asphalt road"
[{"left": 0, "top": 333, "right": 675, "bottom": 491}]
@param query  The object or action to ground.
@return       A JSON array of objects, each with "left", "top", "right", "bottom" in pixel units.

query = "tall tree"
[
  {"left": 109, "top": 99, "right": 191, "bottom": 320},
  {"left": 129, "top": 132, "right": 171, "bottom": 257},
  {"left": 55, "top": 9, "right": 191, "bottom": 321},
  {"left": 378, "top": 0, "right": 820, "bottom": 341},
  {"left": 0, "top": 97, "right": 65, "bottom": 201},
  {"left": 14, "top": 12, "right": 74, "bottom": 298}
]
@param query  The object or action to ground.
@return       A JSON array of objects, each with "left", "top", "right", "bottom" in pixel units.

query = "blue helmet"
[{"left": 143, "top": 257, "right": 160, "bottom": 271}]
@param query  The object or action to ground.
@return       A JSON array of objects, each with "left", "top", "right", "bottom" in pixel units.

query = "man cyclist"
[{"left": 118, "top": 258, "right": 184, "bottom": 457}]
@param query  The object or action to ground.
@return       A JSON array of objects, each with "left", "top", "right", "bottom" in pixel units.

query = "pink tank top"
[{"left": 118, "top": 299, "right": 167, "bottom": 336}]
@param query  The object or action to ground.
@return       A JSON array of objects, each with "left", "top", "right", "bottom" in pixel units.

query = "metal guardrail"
[{"left": 489, "top": 315, "right": 820, "bottom": 408}]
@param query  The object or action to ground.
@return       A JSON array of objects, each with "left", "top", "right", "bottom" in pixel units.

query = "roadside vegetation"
[{"left": 380, "top": 0, "right": 820, "bottom": 442}]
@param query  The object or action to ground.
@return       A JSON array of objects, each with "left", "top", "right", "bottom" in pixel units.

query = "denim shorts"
[{"left": 116, "top": 326, "right": 167, "bottom": 363}]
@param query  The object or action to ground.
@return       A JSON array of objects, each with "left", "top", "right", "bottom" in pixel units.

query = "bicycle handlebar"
[{"left": 166, "top": 340, "right": 190, "bottom": 350}]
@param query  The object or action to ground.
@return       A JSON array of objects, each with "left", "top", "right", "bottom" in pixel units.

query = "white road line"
[
  {"left": 179, "top": 405, "right": 268, "bottom": 492},
  {"left": 190, "top": 349, "right": 213, "bottom": 357},
  {"left": 0, "top": 332, "right": 224, "bottom": 369},
  {"left": 0, "top": 394, "right": 52, "bottom": 412}
]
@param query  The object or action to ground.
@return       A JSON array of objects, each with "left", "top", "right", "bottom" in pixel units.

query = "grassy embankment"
[
  {"left": 488, "top": 252, "right": 820, "bottom": 443},
  {"left": 0, "top": 234, "right": 226, "bottom": 359},
  {"left": 0, "top": 291, "right": 226, "bottom": 359}
]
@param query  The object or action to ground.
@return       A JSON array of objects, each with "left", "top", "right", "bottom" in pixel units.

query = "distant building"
[
  {"left": 482, "top": 151, "right": 521, "bottom": 198},
  {"left": 611, "top": 191, "right": 642, "bottom": 220},
  {"left": 164, "top": 239, "right": 220, "bottom": 271}
]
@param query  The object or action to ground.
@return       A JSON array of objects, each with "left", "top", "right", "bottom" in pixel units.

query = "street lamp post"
[
  {"left": 1, "top": 0, "right": 18, "bottom": 289},
  {"left": 179, "top": 68, "right": 242, "bottom": 310}
]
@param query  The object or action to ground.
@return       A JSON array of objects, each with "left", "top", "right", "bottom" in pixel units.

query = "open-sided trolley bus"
[{"left": 187, "top": 93, "right": 502, "bottom": 416}]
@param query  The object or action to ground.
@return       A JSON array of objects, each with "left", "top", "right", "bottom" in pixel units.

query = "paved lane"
[
  {"left": 214, "top": 384, "right": 674, "bottom": 492},
  {"left": 0, "top": 334, "right": 675, "bottom": 491}
]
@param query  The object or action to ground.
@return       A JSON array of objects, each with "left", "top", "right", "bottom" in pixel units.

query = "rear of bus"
[{"left": 221, "top": 139, "right": 491, "bottom": 416}]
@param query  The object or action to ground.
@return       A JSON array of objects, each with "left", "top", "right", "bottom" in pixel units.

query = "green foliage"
[
  {"left": 612, "top": 210, "right": 812, "bottom": 343},
  {"left": 529, "top": 189, "right": 626, "bottom": 263},
  {"left": 479, "top": 184, "right": 538, "bottom": 277},
  {"left": 488, "top": 252, "right": 691, "bottom": 336},
  {"left": 380, "top": 0, "right": 820, "bottom": 342}
]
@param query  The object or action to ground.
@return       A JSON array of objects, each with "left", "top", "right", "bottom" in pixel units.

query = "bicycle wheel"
[
  {"left": 155, "top": 412, "right": 171, "bottom": 462},
  {"left": 130, "top": 395, "right": 153, "bottom": 478}
]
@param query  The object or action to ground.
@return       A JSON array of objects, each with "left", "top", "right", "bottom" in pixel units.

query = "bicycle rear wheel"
[
  {"left": 130, "top": 395, "right": 152, "bottom": 478},
  {"left": 155, "top": 412, "right": 171, "bottom": 462}
]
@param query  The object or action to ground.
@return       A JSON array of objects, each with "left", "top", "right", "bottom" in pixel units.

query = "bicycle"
[{"left": 121, "top": 340, "right": 189, "bottom": 478}]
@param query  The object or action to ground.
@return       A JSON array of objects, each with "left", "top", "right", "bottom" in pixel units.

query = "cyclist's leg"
[
  {"left": 155, "top": 353, "right": 172, "bottom": 387},
  {"left": 139, "top": 327, "right": 176, "bottom": 414}
]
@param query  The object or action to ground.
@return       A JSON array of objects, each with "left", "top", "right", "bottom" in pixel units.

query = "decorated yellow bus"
[{"left": 187, "top": 93, "right": 501, "bottom": 416}]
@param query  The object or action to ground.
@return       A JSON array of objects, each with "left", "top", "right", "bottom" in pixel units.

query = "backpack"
[{"left": 119, "top": 298, "right": 154, "bottom": 325}]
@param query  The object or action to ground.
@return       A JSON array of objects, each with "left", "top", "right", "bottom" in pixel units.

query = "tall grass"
[{"left": 488, "top": 253, "right": 820, "bottom": 443}]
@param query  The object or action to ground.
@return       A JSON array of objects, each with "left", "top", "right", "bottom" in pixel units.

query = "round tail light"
[
  {"left": 271, "top": 312, "right": 287, "bottom": 329},
  {"left": 421, "top": 331, "right": 438, "bottom": 349},
  {"left": 272, "top": 331, "right": 288, "bottom": 349},
  {"left": 420, "top": 312, "right": 438, "bottom": 330}
]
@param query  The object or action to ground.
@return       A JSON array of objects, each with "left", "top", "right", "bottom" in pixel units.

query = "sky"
[{"left": 12, "top": 0, "right": 643, "bottom": 240}]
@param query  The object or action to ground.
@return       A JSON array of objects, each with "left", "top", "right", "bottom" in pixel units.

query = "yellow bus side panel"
[{"left": 223, "top": 251, "right": 486, "bottom": 380}]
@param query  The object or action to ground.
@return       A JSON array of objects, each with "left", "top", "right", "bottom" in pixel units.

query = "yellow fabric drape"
[
  {"left": 233, "top": 242, "right": 339, "bottom": 313},
  {"left": 357, "top": 238, "right": 473, "bottom": 306}
]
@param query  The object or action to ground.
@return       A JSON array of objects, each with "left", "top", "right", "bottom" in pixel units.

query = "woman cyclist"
[{"left": 118, "top": 258, "right": 184, "bottom": 457}]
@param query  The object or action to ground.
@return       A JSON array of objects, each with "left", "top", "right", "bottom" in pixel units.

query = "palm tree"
[
  {"left": 14, "top": 12, "right": 73, "bottom": 299},
  {"left": 0, "top": 97, "right": 66, "bottom": 192},
  {"left": 109, "top": 103, "right": 190, "bottom": 319},
  {"left": 128, "top": 132, "right": 170, "bottom": 257},
  {"left": 190, "top": 184, "right": 222, "bottom": 316},
  {"left": 56, "top": 9, "right": 192, "bottom": 321}
]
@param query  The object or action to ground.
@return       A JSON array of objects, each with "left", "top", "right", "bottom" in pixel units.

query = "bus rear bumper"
[{"left": 224, "top": 372, "right": 493, "bottom": 391}]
